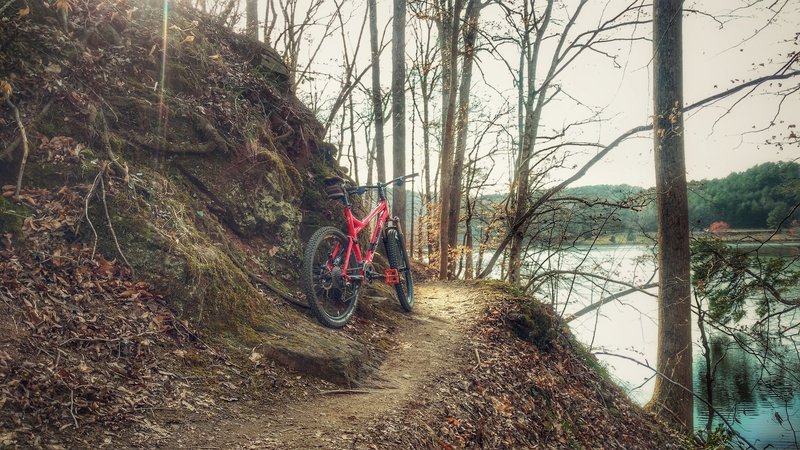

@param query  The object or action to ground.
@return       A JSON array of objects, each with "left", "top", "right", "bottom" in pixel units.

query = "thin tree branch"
[
  {"left": 565, "top": 282, "right": 658, "bottom": 322},
  {"left": 594, "top": 351, "right": 757, "bottom": 450}
]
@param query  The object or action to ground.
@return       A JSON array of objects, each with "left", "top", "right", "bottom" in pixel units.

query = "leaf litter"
[{"left": 0, "top": 185, "right": 299, "bottom": 448}]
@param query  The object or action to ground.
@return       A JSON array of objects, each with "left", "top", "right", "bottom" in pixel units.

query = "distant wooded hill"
[
  {"left": 563, "top": 161, "right": 800, "bottom": 232},
  {"left": 402, "top": 161, "right": 799, "bottom": 250}
]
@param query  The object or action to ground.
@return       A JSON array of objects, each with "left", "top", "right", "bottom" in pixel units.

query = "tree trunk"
[
  {"left": 392, "top": 0, "right": 407, "bottom": 223},
  {"left": 464, "top": 197, "right": 474, "bottom": 279},
  {"left": 437, "top": 0, "right": 464, "bottom": 280},
  {"left": 263, "top": 0, "right": 276, "bottom": 45},
  {"left": 337, "top": 96, "right": 346, "bottom": 164},
  {"left": 420, "top": 54, "right": 434, "bottom": 261},
  {"left": 507, "top": 0, "right": 553, "bottom": 285},
  {"left": 364, "top": 126, "right": 376, "bottom": 206},
  {"left": 368, "top": 0, "right": 386, "bottom": 182},
  {"left": 245, "top": 0, "right": 258, "bottom": 39},
  {"left": 410, "top": 78, "right": 417, "bottom": 257},
  {"left": 647, "top": 0, "right": 693, "bottom": 431},
  {"left": 348, "top": 95, "right": 359, "bottom": 184},
  {"left": 445, "top": 0, "right": 481, "bottom": 279}
]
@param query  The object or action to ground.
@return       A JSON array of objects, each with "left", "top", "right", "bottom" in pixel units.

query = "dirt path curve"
[{"left": 177, "top": 282, "right": 484, "bottom": 449}]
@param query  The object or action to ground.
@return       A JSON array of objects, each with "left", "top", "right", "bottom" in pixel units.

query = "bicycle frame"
[{"left": 331, "top": 198, "right": 391, "bottom": 281}]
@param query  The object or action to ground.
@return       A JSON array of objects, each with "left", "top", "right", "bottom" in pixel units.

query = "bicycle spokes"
[{"left": 302, "top": 227, "right": 361, "bottom": 328}]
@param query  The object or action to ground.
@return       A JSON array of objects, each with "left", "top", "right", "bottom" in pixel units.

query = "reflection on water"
[
  {"left": 694, "top": 335, "right": 800, "bottom": 449},
  {"left": 537, "top": 244, "right": 800, "bottom": 449}
]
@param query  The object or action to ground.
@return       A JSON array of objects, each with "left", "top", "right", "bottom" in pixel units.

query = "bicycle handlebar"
[
  {"left": 346, "top": 173, "right": 419, "bottom": 195},
  {"left": 386, "top": 172, "right": 419, "bottom": 187}
]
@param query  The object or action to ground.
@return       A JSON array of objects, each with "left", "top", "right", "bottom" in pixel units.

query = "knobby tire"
[
  {"left": 301, "top": 227, "right": 360, "bottom": 328},
  {"left": 385, "top": 229, "right": 414, "bottom": 312}
]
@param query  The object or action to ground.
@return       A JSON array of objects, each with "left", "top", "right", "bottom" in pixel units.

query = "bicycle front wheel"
[
  {"left": 384, "top": 229, "right": 414, "bottom": 312},
  {"left": 301, "top": 227, "right": 360, "bottom": 328}
]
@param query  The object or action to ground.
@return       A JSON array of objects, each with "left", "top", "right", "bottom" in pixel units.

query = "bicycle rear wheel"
[
  {"left": 384, "top": 229, "right": 414, "bottom": 312},
  {"left": 301, "top": 227, "right": 361, "bottom": 328}
]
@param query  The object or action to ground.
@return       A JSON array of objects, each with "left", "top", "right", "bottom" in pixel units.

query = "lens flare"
[{"left": 157, "top": 0, "right": 170, "bottom": 168}]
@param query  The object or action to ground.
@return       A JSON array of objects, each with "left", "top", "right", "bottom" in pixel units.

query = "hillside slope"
[
  {"left": 1, "top": 2, "right": 685, "bottom": 448},
  {"left": 0, "top": 0, "right": 400, "bottom": 442},
  {"left": 0, "top": 0, "right": 381, "bottom": 377}
]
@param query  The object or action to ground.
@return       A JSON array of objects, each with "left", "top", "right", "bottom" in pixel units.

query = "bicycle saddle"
[
  {"left": 323, "top": 176, "right": 346, "bottom": 200},
  {"left": 323, "top": 176, "right": 345, "bottom": 186}
]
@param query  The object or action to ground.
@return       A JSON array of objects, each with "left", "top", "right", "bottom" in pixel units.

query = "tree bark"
[
  {"left": 414, "top": 27, "right": 435, "bottom": 261},
  {"left": 464, "top": 196, "right": 474, "bottom": 279},
  {"left": 647, "top": 0, "right": 693, "bottom": 431},
  {"left": 369, "top": 0, "right": 386, "bottom": 182},
  {"left": 507, "top": 0, "right": 554, "bottom": 285},
  {"left": 263, "top": 0, "right": 277, "bottom": 45},
  {"left": 437, "top": 0, "right": 464, "bottom": 280},
  {"left": 392, "top": 0, "right": 407, "bottom": 223},
  {"left": 348, "top": 95, "right": 359, "bottom": 184},
  {"left": 446, "top": 0, "right": 481, "bottom": 279},
  {"left": 245, "top": 0, "right": 258, "bottom": 39}
]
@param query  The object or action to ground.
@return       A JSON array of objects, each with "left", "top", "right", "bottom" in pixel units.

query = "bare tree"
[
  {"left": 264, "top": 0, "right": 278, "bottom": 45},
  {"left": 264, "top": 0, "right": 339, "bottom": 94},
  {"left": 477, "top": 61, "right": 800, "bottom": 280},
  {"left": 442, "top": 0, "right": 484, "bottom": 279},
  {"left": 409, "top": 8, "right": 440, "bottom": 261},
  {"left": 245, "top": 0, "right": 258, "bottom": 39},
  {"left": 647, "top": 0, "right": 693, "bottom": 430},
  {"left": 505, "top": 0, "right": 555, "bottom": 285},
  {"left": 392, "top": 0, "right": 408, "bottom": 221},
  {"left": 369, "top": 0, "right": 387, "bottom": 182},
  {"left": 323, "top": 1, "right": 371, "bottom": 133},
  {"left": 435, "top": 0, "right": 464, "bottom": 279},
  {"left": 477, "top": 0, "right": 651, "bottom": 279}
]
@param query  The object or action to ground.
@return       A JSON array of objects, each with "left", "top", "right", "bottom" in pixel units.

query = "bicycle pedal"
[{"left": 384, "top": 269, "right": 400, "bottom": 285}]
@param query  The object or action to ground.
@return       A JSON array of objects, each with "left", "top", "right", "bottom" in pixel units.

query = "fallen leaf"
[
  {"left": 0, "top": 80, "right": 11, "bottom": 98},
  {"left": 446, "top": 417, "right": 462, "bottom": 427},
  {"left": 55, "top": 0, "right": 72, "bottom": 14},
  {"left": 18, "top": 6, "right": 30, "bottom": 17}
]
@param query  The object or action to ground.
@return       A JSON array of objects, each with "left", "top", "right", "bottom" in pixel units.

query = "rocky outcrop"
[{"left": 0, "top": 0, "right": 375, "bottom": 384}]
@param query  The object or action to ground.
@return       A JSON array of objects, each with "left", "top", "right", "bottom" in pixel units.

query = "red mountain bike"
[{"left": 301, "top": 174, "right": 417, "bottom": 328}]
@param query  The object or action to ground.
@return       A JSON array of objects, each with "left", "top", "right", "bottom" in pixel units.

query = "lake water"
[{"left": 529, "top": 244, "right": 800, "bottom": 449}]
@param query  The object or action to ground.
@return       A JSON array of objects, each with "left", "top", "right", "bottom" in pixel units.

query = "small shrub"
[
  {"left": 508, "top": 299, "right": 558, "bottom": 352},
  {"left": 709, "top": 221, "right": 729, "bottom": 235}
]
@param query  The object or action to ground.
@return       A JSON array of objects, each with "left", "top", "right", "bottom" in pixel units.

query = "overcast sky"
[
  {"left": 256, "top": 0, "right": 800, "bottom": 190},
  {"left": 470, "top": 0, "right": 800, "bottom": 188},
  {"left": 566, "top": 0, "right": 800, "bottom": 187}
]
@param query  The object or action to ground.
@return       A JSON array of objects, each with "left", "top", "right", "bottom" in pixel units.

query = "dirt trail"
[{"left": 170, "top": 282, "right": 485, "bottom": 449}]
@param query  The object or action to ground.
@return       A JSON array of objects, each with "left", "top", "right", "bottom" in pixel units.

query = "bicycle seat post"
[
  {"left": 344, "top": 189, "right": 352, "bottom": 208},
  {"left": 377, "top": 183, "right": 386, "bottom": 202}
]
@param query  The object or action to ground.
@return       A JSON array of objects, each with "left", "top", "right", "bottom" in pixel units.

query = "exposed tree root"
[
  {"left": 222, "top": 246, "right": 309, "bottom": 309},
  {"left": 0, "top": 0, "right": 18, "bottom": 16},
  {"left": 123, "top": 111, "right": 231, "bottom": 155},
  {"left": 95, "top": 109, "right": 129, "bottom": 183},
  {"left": 3, "top": 92, "right": 29, "bottom": 201},
  {"left": 98, "top": 173, "right": 132, "bottom": 274},
  {"left": 1, "top": 99, "right": 51, "bottom": 162},
  {"left": 83, "top": 167, "right": 103, "bottom": 258},
  {"left": 81, "top": 162, "right": 133, "bottom": 275}
]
